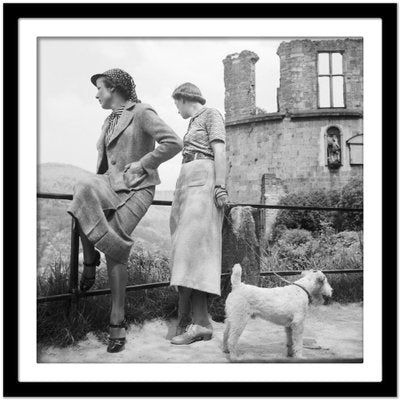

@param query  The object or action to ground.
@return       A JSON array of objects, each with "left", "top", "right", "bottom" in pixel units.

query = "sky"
[{"left": 38, "top": 37, "right": 284, "bottom": 190}]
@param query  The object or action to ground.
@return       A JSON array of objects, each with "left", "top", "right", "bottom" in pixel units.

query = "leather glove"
[{"left": 214, "top": 185, "right": 229, "bottom": 208}]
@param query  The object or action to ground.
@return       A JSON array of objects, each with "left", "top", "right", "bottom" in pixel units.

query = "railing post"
[{"left": 68, "top": 218, "right": 80, "bottom": 314}]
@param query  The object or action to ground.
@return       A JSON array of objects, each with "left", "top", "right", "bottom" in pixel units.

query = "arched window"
[{"left": 326, "top": 126, "right": 342, "bottom": 169}]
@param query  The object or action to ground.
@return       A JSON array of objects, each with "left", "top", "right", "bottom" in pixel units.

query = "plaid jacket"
[{"left": 96, "top": 100, "right": 182, "bottom": 192}]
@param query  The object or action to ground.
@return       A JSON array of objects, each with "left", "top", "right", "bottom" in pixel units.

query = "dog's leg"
[
  {"left": 290, "top": 322, "right": 304, "bottom": 358},
  {"left": 285, "top": 326, "right": 294, "bottom": 357},
  {"left": 227, "top": 312, "right": 250, "bottom": 360},
  {"left": 223, "top": 320, "right": 230, "bottom": 353}
]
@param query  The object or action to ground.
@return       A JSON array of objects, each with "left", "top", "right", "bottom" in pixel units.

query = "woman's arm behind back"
[{"left": 138, "top": 104, "right": 183, "bottom": 173}]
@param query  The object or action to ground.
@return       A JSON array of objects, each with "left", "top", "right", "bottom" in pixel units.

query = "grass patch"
[
  {"left": 38, "top": 228, "right": 363, "bottom": 348},
  {"left": 37, "top": 243, "right": 178, "bottom": 348}
]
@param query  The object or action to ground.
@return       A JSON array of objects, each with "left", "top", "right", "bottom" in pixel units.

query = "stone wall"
[
  {"left": 277, "top": 38, "right": 363, "bottom": 112},
  {"left": 223, "top": 38, "right": 363, "bottom": 240},
  {"left": 223, "top": 50, "right": 259, "bottom": 122},
  {"left": 226, "top": 116, "right": 363, "bottom": 204}
]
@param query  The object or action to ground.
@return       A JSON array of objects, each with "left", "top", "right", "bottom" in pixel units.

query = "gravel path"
[{"left": 39, "top": 302, "right": 363, "bottom": 363}]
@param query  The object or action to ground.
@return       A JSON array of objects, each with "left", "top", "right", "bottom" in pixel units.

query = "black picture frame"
[{"left": 3, "top": 2, "right": 397, "bottom": 397}]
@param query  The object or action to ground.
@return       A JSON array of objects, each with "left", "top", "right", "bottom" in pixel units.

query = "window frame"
[
  {"left": 346, "top": 133, "right": 363, "bottom": 165},
  {"left": 317, "top": 51, "right": 346, "bottom": 109}
]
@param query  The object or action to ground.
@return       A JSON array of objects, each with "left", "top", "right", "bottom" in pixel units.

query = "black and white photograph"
[
  {"left": 4, "top": 2, "right": 396, "bottom": 396},
  {"left": 37, "top": 36, "right": 364, "bottom": 363}
]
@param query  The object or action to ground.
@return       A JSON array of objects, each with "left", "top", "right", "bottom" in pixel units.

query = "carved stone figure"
[{"left": 327, "top": 132, "right": 341, "bottom": 168}]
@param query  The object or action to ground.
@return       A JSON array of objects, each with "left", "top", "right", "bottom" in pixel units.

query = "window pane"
[
  {"left": 318, "top": 77, "right": 330, "bottom": 107},
  {"left": 332, "top": 52, "right": 343, "bottom": 74},
  {"left": 350, "top": 145, "right": 363, "bottom": 164},
  {"left": 318, "top": 53, "right": 330, "bottom": 75},
  {"left": 332, "top": 76, "right": 344, "bottom": 107}
]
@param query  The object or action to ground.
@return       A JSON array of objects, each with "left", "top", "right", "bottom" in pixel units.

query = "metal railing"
[{"left": 37, "top": 192, "right": 363, "bottom": 305}]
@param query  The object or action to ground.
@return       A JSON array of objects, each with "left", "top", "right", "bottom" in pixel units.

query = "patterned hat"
[
  {"left": 172, "top": 82, "right": 206, "bottom": 105},
  {"left": 91, "top": 68, "right": 139, "bottom": 102}
]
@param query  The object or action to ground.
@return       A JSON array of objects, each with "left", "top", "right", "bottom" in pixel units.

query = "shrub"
[
  {"left": 335, "top": 178, "right": 363, "bottom": 231},
  {"left": 274, "top": 229, "right": 314, "bottom": 270},
  {"left": 260, "top": 227, "right": 363, "bottom": 303},
  {"left": 272, "top": 178, "right": 363, "bottom": 239},
  {"left": 273, "top": 189, "right": 340, "bottom": 238},
  {"left": 279, "top": 229, "right": 313, "bottom": 246}
]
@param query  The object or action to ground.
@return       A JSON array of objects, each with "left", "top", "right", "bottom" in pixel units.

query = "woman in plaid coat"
[{"left": 68, "top": 69, "right": 182, "bottom": 352}]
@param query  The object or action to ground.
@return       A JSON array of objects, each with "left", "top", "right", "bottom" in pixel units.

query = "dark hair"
[
  {"left": 172, "top": 82, "right": 206, "bottom": 105},
  {"left": 100, "top": 76, "right": 131, "bottom": 101}
]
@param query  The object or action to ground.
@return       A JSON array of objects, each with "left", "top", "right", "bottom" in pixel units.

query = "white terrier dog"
[{"left": 223, "top": 264, "right": 333, "bottom": 359}]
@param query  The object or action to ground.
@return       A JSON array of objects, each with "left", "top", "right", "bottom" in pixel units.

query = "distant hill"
[
  {"left": 38, "top": 162, "right": 174, "bottom": 200},
  {"left": 38, "top": 163, "right": 173, "bottom": 271},
  {"left": 38, "top": 162, "right": 94, "bottom": 193}
]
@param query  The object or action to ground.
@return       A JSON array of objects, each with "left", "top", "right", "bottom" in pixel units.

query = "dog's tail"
[{"left": 231, "top": 264, "right": 242, "bottom": 290}]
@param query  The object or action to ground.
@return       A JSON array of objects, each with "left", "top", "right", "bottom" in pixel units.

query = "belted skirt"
[{"left": 169, "top": 159, "right": 224, "bottom": 296}]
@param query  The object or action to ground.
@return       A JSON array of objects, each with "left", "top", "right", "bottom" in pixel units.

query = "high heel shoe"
[
  {"left": 107, "top": 318, "right": 128, "bottom": 353},
  {"left": 79, "top": 250, "right": 101, "bottom": 292}
]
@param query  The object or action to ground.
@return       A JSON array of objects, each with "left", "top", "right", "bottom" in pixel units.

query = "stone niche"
[{"left": 326, "top": 126, "right": 342, "bottom": 169}]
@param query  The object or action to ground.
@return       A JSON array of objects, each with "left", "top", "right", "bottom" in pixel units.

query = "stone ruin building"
[{"left": 223, "top": 38, "right": 363, "bottom": 240}]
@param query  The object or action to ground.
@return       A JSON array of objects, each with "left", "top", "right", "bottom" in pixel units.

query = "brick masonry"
[
  {"left": 277, "top": 39, "right": 363, "bottom": 112},
  {"left": 223, "top": 50, "right": 259, "bottom": 122},
  {"left": 223, "top": 39, "right": 363, "bottom": 239},
  {"left": 226, "top": 117, "right": 363, "bottom": 202}
]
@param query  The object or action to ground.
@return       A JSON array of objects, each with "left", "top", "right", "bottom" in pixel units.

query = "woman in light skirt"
[{"left": 169, "top": 82, "right": 229, "bottom": 344}]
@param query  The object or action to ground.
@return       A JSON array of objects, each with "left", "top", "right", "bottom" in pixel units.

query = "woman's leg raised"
[{"left": 77, "top": 222, "right": 99, "bottom": 284}]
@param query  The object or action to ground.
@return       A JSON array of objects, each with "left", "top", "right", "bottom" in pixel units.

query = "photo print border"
[{"left": 3, "top": 2, "right": 397, "bottom": 397}]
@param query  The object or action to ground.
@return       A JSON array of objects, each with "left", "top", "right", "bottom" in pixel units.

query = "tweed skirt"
[
  {"left": 169, "top": 159, "right": 224, "bottom": 296},
  {"left": 67, "top": 173, "right": 154, "bottom": 264}
]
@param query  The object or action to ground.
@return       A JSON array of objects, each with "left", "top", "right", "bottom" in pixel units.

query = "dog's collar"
[{"left": 292, "top": 283, "right": 312, "bottom": 305}]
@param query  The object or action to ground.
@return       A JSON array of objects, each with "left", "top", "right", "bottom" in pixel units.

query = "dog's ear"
[{"left": 316, "top": 272, "right": 326, "bottom": 283}]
